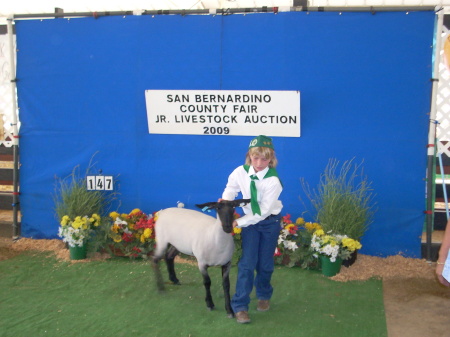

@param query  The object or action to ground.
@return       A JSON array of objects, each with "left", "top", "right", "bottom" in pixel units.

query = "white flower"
[
  {"left": 278, "top": 236, "right": 284, "bottom": 245},
  {"left": 58, "top": 218, "right": 90, "bottom": 247},
  {"left": 283, "top": 240, "right": 298, "bottom": 251},
  {"left": 277, "top": 229, "right": 289, "bottom": 245},
  {"left": 115, "top": 219, "right": 127, "bottom": 226}
]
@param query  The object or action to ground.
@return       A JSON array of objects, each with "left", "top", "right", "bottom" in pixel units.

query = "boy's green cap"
[{"left": 249, "top": 135, "right": 274, "bottom": 150}]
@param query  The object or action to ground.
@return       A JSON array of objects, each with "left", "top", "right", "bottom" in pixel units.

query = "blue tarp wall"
[{"left": 16, "top": 10, "right": 435, "bottom": 257}]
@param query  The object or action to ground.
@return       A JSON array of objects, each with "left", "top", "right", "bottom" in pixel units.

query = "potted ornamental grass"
[
  {"left": 302, "top": 158, "right": 376, "bottom": 266},
  {"left": 54, "top": 161, "right": 118, "bottom": 259}
]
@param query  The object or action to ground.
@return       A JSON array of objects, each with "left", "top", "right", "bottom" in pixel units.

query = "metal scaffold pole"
[
  {"left": 426, "top": 11, "right": 444, "bottom": 261},
  {"left": 6, "top": 17, "right": 20, "bottom": 239}
]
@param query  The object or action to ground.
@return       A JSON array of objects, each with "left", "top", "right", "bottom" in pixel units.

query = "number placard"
[
  {"left": 87, "top": 175, "right": 114, "bottom": 191},
  {"left": 87, "top": 176, "right": 96, "bottom": 190},
  {"left": 95, "top": 176, "right": 105, "bottom": 190},
  {"left": 104, "top": 176, "right": 113, "bottom": 190}
]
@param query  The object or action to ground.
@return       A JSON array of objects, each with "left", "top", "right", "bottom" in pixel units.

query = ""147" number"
[{"left": 87, "top": 176, "right": 114, "bottom": 191}]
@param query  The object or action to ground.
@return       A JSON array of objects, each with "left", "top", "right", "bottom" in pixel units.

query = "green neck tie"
[
  {"left": 243, "top": 165, "right": 282, "bottom": 216},
  {"left": 250, "top": 174, "right": 261, "bottom": 215}
]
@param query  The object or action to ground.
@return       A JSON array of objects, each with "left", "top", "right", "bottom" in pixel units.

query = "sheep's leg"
[
  {"left": 152, "top": 255, "right": 165, "bottom": 292},
  {"left": 152, "top": 244, "right": 167, "bottom": 292},
  {"left": 221, "top": 261, "right": 234, "bottom": 318},
  {"left": 165, "top": 245, "right": 180, "bottom": 285},
  {"left": 200, "top": 265, "right": 215, "bottom": 311}
]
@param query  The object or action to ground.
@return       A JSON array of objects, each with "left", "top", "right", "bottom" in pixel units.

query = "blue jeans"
[{"left": 231, "top": 214, "right": 282, "bottom": 313}]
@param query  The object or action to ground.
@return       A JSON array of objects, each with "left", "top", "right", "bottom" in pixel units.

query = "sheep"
[{"left": 152, "top": 199, "right": 250, "bottom": 318}]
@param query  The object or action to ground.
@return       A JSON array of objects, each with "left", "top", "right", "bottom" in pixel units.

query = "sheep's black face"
[
  {"left": 217, "top": 202, "right": 235, "bottom": 234},
  {"left": 196, "top": 199, "right": 250, "bottom": 234}
]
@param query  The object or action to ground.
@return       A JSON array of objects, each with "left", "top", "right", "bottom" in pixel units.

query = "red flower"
[
  {"left": 282, "top": 214, "right": 292, "bottom": 224},
  {"left": 134, "top": 216, "right": 155, "bottom": 230},
  {"left": 274, "top": 247, "right": 282, "bottom": 257},
  {"left": 288, "top": 225, "right": 298, "bottom": 235},
  {"left": 122, "top": 232, "right": 134, "bottom": 242}
]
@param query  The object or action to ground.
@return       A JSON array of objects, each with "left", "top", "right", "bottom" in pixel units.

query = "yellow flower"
[
  {"left": 121, "top": 213, "right": 128, "bottom": 219},
  {"left": 143, "top": 228, "right": 152, "bottom": 238},
  {"left": 305, "top": 222, "right": 322, "bottom": 232},
  {"left": 109, "top": 211, "right": 120, "bottom": 220},
  {"left": 113, "top": 235, "right": 122, "bottom": 243},
  {"left": 111, "top": 224, "right": 120, "bottom": 233},
  {"left": 153, "top": 212, "right": 159, "bottom": 222},
  {"left": 91, "top": 214, "right": 101, "bottom": 225},
  {"left": 314, "top": 229, "right": 325, "bottom": 237},
  {"left": 285, "top": 224, "right": 295, "bottom": 231},
  {"left": 295, "top": 217, "right": 305, "bottom": 225},
  {"left": 342, "top": 238, "right": 362, "bottom": 252},
  {"left": 233, "top": 227, "right": 242, "bottom": 234},
  {"left": 140, "top": 234, "right": 146, "bottom": 243},
  {"left": 130, "top": 209, "right": 141, "bottom": 215},
  {"left": 322, "top": 235, "right": 332, "bottom": 244},
  {"left": 72, "top": 219, "right": 82, "bottom": 229},
  {"left": 60, "top": 215, "right": 70, "bottom": 226}
]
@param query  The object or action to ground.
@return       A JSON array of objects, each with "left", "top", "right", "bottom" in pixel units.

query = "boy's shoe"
[
  {"left": 257, "top": 300, "right": 270, "bottom": 312},
  {"left": 235, "top": 311, "right": 251, "bottom": 324}
]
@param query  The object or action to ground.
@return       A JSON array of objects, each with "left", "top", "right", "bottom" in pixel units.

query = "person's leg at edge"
[
  {"left": 231, "top": 224, "right": 260, "bottom": 315},
  {"left": 254, "top": 216, "right": 282, "bottom": 305}
]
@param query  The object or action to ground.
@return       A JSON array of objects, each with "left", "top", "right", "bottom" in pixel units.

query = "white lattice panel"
[
  {"left": 436, "top": 22, "right": 450, "bottom": 156},
  {"left": 0, "top": 29, "right": 17, "bottom": 147}
]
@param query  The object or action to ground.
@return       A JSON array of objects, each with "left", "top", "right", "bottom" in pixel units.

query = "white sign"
[
  {"left": 87, "top": 176, "right": 114, "bottom": 191},
  {"left": 145, "top": 90, "right": 300, "bottom": 137}
]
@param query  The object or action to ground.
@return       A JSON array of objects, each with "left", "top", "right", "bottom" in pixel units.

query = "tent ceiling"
[{"left": 1, "top": 0, "right": 449, "bottom": 18}]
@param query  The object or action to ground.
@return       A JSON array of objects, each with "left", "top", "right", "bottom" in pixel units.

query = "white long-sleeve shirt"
[{"left": 222, "top": 165, "right": 283, "bottom": 228}]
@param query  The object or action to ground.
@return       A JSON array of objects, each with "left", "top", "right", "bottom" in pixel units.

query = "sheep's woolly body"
[
  {"left": 152, "top": 199, "right": 250, "bottom": 318},
  {"left": 155, "top": 207, "right": 234, "bottom": 267}
]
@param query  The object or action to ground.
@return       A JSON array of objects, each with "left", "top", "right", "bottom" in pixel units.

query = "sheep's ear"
[
  {"left": 233, "top": 199, "right": 251, "bottom": 207},
  {"left": 196, "top": 202, "right": 218, "bottom": 211}
]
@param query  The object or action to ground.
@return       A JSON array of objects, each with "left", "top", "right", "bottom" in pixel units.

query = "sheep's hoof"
[{"left": 156, "top": 282, "right": 165, "bottom": 293}]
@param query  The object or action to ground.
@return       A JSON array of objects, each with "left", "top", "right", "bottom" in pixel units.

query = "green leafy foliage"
[{"left": 302, "top": 158, "right": 376, "bottom": 240}]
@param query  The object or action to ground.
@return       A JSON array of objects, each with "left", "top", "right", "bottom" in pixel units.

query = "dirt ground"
[{"left": 0, "top": 237, "right": 449, "bottom": 337}]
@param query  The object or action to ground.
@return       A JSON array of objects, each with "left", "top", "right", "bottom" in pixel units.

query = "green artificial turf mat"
[{"left": 0, "top": 252, "right": 387, "bottom": 337}]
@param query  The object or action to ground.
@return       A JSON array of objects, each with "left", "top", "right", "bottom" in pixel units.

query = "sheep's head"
[{"left": 196, "top": 199, "right": 250, "bottom": 234}]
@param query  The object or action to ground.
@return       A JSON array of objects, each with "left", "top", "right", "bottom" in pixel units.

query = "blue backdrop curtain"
[{"left": 15, "top": 11, "right": 435, "bottom": 257}]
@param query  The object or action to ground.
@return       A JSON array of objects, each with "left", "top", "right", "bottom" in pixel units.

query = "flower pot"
[
  {"left": 69, "top": 245, "right": 87, "bottom": 260},
  {"left": 282, "top": 254, "right": 291, "bottom": 266},
  {"left": 342, "top": 250, "right": 358, "bottom": 268},
  {"left": 109, "top": 244, "right": 126, "bottom": 257},
  {"left": 320, "top": 255, "right": 342, "bottom": 277}
]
